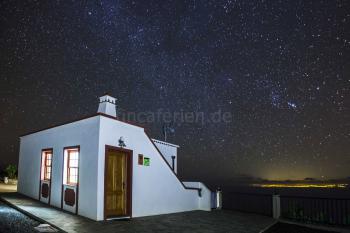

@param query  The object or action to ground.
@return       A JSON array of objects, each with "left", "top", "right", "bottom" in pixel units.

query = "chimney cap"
[
  {"left": 100, "top": 92, "right": 113, "bottom": 97},
  {"left": 99, "top": 94, "right": 116, "bottom": 104},
  {"left": 98, "top": 94, "right": 117, "bottom": 116}
]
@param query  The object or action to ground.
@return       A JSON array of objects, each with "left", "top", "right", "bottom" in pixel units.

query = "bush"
[{"left": 5, "top": 164, "right": 17, "bottom": 179}]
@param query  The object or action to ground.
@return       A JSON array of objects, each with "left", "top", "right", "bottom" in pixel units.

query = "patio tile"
[{"left": 1, "top": 192, "right": 275, "bottom": 233}]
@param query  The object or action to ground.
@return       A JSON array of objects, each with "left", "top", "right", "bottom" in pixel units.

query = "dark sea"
[{"left": 221, "top": 185, "right": 350, "bottom": 198}]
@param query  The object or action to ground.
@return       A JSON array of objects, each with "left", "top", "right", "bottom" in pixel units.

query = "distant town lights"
[{"left": 252, "top": 183, "right": 348, "bottom": 189}]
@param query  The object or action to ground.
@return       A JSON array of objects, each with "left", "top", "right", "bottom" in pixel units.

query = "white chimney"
[{"left": 97, "top": 94, "right": 117, "bottom": 117}]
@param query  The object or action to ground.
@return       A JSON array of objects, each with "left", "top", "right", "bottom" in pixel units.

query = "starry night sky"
[{"left": 0, "top": 0, "right": 349, "bottom": 181}]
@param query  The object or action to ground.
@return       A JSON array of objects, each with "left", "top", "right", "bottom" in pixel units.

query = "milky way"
[{"left": 0, "top": 0, "right": 349, "bottom": 181}]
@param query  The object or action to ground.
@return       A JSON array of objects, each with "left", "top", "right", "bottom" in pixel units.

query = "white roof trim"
[{"left": 152, "top": 139, "right": 180, "bottom": 148}]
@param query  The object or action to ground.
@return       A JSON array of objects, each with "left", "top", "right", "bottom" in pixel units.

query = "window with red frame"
[
  {"left": 43, "top": 151, "right": 52, "bottom": 180},
  {"left": 67, "top": 149, "right": 79, "bottom": 184}
]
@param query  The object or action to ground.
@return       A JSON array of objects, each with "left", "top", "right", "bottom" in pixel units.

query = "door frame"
[
  {"left": 61, "top": 145, "right": 80, "bottom": 215},
  {"left": 39, "top": 148, "right": 53, "bottom": 204},
  {"left": 104, "top": 145, "right": 133, "bottom": 220}
]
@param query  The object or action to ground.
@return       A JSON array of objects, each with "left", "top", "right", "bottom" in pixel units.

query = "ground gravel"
[{"left": 0, "top": 201, "right": 40, "bottom": 233}]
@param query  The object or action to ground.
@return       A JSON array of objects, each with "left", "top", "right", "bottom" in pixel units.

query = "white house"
[{"left": 17, "top": 94, "right": 211, "bottom": 221}]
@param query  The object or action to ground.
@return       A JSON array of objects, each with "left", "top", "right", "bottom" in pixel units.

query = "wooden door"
[{"left": 105, "top": 149, "right": 128, "bottom": 218}]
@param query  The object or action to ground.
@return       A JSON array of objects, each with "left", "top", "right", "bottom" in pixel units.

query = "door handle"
[{"left": 122, "top": 182, "right": 125, "bottom": 190}]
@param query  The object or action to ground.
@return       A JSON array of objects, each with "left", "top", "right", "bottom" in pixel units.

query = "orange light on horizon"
[{"left": 252, "top": 183, "right": 348, "bottom": 189}]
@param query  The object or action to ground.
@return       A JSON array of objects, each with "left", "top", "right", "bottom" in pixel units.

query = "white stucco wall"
[
  {"left": 182, "top": 182, "right": 212, "bottom": 211},
  {"left": 97, "top": 116, "right": 205, "bottom": 220},
  {"left": 18, "top": 116, "right": 100, "bottom": 220}
]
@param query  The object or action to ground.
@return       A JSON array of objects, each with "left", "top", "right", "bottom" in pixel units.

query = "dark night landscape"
[{"left": 0, "top": 0, "right": 349, "bottom": 233}]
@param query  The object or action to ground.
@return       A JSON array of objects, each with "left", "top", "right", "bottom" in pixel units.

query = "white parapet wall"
[
  {"left": 183, "top": 181, "right": 212, "bottom": 211},
  {"left": 152, "top": 139, "right": 179, "bottom": 173}
]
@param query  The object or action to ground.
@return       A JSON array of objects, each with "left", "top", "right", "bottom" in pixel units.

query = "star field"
[{"left": 0, "top": 0, "right": 349, "bottom": 181}]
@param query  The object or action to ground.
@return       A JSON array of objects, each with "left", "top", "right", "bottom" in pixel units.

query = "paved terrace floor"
[{"left": 0, "top": 192, "right": 275, "bottom": 233}]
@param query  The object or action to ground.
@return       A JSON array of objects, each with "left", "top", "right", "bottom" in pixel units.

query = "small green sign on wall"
[{"left": 143, "top": 157, "right": 150, "bottom": 166}]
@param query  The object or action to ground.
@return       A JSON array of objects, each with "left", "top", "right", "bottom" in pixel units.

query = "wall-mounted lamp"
[{"left": 118, "top": 137, "right": 126, "bottom": 148}]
